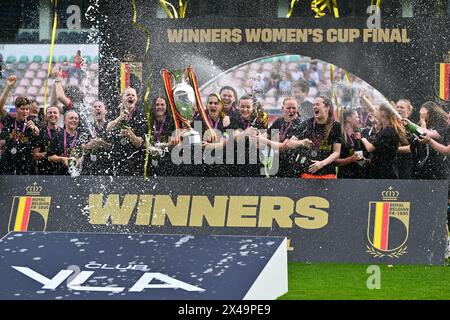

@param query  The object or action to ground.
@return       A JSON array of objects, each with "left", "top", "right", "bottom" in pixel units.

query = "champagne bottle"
[
  {"left": 119, "top": 119, "right": 128, "bottom": 129},
  {"left": 353, "top": 127, "right": 364, "bottom": 165},
  {"left": 405, "top": 121, "right": 424, "bottom": 136},
  {"left": 353, "top": 127, "right": 363, "bottom": 151},
  {"left": 119, "top": 109, "right": 129, "bottom": 129}
]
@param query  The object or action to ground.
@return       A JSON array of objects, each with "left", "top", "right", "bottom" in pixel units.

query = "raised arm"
[
  {"left": 0, "top": 75, "right": 16, "bottom": 117},
  {"left": 52, "top": 71, "right": 71, "bottom": 108},
  {"left": 359, "top": 90, "right": 376, "bottom": 114}
]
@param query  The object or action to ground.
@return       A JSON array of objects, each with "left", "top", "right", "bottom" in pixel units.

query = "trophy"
[{"left": 162, "top": 67, "right": 217, "bottom": 145}]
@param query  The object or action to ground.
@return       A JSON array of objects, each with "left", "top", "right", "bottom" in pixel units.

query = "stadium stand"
[
  {"left": 0, "top": 54, "right": 100, "bottom": 111},
  {"left": 200, "top": 54, "right": 384, "bottom": 118}
]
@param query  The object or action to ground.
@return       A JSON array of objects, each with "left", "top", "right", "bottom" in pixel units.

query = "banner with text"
[{"left": 0, "top": 176, "right": 446, "bottom": 265}]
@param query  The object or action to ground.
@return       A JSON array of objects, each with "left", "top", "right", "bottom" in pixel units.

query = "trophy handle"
[
  {"left": 162, "top": 69, "right": 182, "bottom": 144},
  {"left": 186, "top": 67, "right": 217, "bottom": 143}
]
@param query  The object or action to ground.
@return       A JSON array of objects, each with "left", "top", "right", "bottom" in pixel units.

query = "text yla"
[{"left": 12, "top": 266, "right": 205, "bottom": 293}]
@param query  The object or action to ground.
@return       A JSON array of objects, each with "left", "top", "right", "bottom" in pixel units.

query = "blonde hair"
[
  {"left": 379, "top": 104, "right": 408, "bottom": 145},
  {"left": 397, "top": 99, "right": 413, "bottom": 112}
]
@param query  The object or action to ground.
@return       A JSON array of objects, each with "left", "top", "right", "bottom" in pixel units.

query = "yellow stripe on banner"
[
  {"left": 14, "top": 197, "right": 27, "bottom": 232},
  {"left": 373, "top": 202, "right": 384, "bottom": 249},
  {"left": 43, "top": 0, "right": 58, "bottom": 114},
  {"left": 440, "top": 63, "right": 446, "bottom": 99}
]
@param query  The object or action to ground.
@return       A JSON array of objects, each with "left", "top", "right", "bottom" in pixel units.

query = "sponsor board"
[
  {"left": 0, "top": 176, "right": 446, "bottom": 264},
  {"left": 0, "top": 232, "right": 287, "bottom": 300}
]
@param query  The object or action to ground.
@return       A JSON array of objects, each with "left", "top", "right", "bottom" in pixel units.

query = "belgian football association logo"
[
  {"left": 8, "top": 182, "right": 51, "bottom": 232},
  {"left": 366, "top": 187, "right": 410, "bottom": 258},
  {"left": 435, "top": 51, "right": 450, "bottom": 102}
]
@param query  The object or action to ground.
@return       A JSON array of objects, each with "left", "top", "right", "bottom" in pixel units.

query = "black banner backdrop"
[
  {"left": 96, "top": 1, "right": 450, "bottom": 113},
  {"left": 0, "top": 176, "right": 447, "bottom": 265}
]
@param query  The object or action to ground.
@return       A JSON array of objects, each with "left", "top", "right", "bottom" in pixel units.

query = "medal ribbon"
[
  {"left": 240, "top": 117, "right": 251, "bottom": 130},
  {"left": 311, "top": 119, "right": 324, "bottom": 151},
  {"left": 63, "top": 129, "right": 78, "bottom": 157},
  {"left": 153, "top": 116, "right": 166, "bottom": 143},
  {"left": 346, "top": 133, "right": 354, "bottom": 146},
  {"left": 280, "top": 120, "right": 293, "bottom": 142},
  {"left": 13, "top": 120, "right": 27, "bottom": 144},
  {"left": 207, "top": 115, "right": 219, "bottom": 130},
  {"left": 47, "top": 126, "right": 60, "bottom": 140}
]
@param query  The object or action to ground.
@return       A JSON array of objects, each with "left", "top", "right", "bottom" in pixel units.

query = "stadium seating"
[
  {"left": 46, "top": 56, "right": 56, "bottom": 63},
  {"left": 6, "top": 56, "right": 16, "bottom": 64},
  {"left": 37, "top": 70, "right": 47, "bottom": 79},
  {"left": 32, "top": 55, "right": 43, "bottom": 63},
  {"left": 14, "top": 86, "right": 26, "bottom": 96},
  {"left": 19, "top": 78, "right": 30, "bottom": 87},
  {"left": 27, "top": 86, "right": 38, "bottom": 96},
  {"left": 17, "top": 63, "right": 28, "bottom": 71},
  {"left": 32, "top": 78, "right": 43, "bottom": 87},
  {"left": 29, "top": 63, "right": 39, "bottom": 71},
  {"left": 68, "top": 78, "right": 79, "bottom": 86},
  {"left": 0, "top": 55, "right": 99, "bottom": 109},
  {"left": 90, "top": 63, "right": 98, "bottom": 72},
  {"left": 19, "top": 56, "right": 29, "bottom": 64},
  {"left": 198, "top": 54, "right": 383, "bottom": 116},
  {"left": 24, "top": 70, "right": 35, "bottom": 79}
]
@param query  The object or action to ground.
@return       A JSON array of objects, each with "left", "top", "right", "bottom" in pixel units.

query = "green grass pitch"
[{"left": 279, "top": 262, "right": 450, "bottom": 300}]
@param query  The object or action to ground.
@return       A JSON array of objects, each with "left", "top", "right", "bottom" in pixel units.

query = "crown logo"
[
  {"left": 444, "top": 51, "right": 450, "bottom": 63},
  {"left": 382, "top": 186, "right": 398, "bottom": 201},
  {"left": 123, "top": 53, "right": 136, "bottom": 62},
  {"left": 26, "top": 182, "right": 42, "bottom": 196}
]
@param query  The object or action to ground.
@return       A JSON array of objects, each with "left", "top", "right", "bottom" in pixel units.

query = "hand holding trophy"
[
  {"left": 173, "top": 80, "right": 200, "bottom": 145},
  {"left": 162, "top": 66, "right": 217, "bottom": 146}
]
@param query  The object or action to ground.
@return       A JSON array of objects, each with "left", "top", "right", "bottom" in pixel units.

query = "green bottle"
[
  {"left": 405, "top": 121, "right": 424, "bottom": 136},
  {"left": 119, "top": 119, "right": 128, "bottom": 129},
  {"left": 119, "top": 109, "right": 129, "bottom": 129}
]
